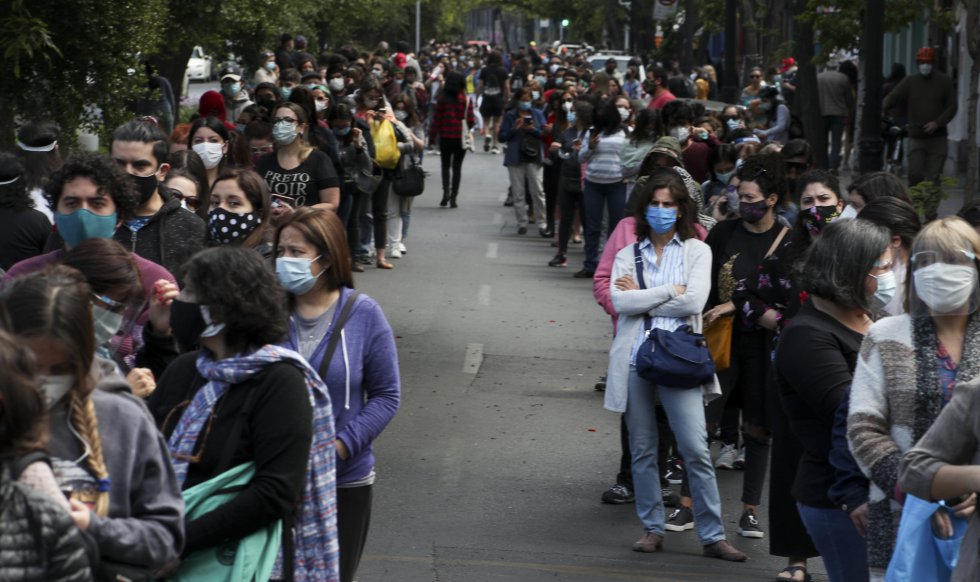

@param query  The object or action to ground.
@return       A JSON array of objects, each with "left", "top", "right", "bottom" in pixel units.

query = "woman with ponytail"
[{"left": 0, "top": 267, "right": 184, "bottom": 576}]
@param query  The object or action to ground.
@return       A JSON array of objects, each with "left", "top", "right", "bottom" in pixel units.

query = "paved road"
[{"left": 337, "top": 149, "right": 828, "bottom": 581}]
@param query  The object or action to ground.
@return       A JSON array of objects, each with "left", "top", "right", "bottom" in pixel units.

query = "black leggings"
[
  {"left": 440, "top": 137, "right": 466, "bottom": 196},
  {"left": 543, "top": 161, "right": 559, "bottom": 232},
  {"left": 373, "top": 173, "right": 394, "bottom": 251},
  {"left": 556, "top": 179, "right": 583, "bottom": 254},
  {"left": 338, "top": 484, "right": 373, "bottom": 582}
]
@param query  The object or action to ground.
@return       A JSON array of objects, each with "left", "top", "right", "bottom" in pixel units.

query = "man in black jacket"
[{"left": 110, "top": 120, "right": 206, "bottom": 277}]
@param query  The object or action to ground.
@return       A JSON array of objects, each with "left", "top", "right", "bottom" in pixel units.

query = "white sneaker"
[
  {"left": 397, "top": 242, "right": 407, "bottom": 254},
  {"left": 715, "top": 443, "right": 737, "bottom": 470},
  {"left": 733, "top": 447, "right": 746, "bottom": 470},
  {"left": 389, "top": 247, "right": 402, "bottom": 259}
]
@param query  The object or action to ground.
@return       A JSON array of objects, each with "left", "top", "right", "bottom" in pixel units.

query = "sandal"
[
  {"left": 775, "top": 565, "right": 811, "bottom": 582},
  {"left": 376, "top": 260, "right": 394, "bottom": 270},
  {"left": 351, "top": 262, "right": 364, "bottom": 273}
]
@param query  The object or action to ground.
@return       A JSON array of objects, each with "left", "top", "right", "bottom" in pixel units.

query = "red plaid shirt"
[{"left": 429, "top": 93, "right": 475, "bottom": 142}]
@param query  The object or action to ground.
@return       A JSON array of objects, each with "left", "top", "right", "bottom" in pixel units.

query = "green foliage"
[
  {"left": 0, "top": 0, "right": 167, "bottom": 150},
  {"left": 797, "top": 0, "right": 953, "bottom": 62},
  {"left": 909, "top": 176, "right": 957, "bottom": 221}
]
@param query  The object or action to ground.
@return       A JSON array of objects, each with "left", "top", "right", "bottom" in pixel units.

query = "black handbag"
[
  {"left": 632, "top": 243, "right": 715, "bottom": 388},
  {"left": 392, "top": 156, "right": 425, "bottom": 197}
]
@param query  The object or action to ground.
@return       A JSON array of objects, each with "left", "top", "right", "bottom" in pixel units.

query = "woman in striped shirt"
[{"left": 577, "top": 99, "right": 628, "bottom": 278}]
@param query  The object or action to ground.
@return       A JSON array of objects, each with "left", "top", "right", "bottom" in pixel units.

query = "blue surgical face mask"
[
  {"left": 276, "top": 256, "right": 323, "bottom": 295},
  {"left": 715, "top": 169, "right": 736, "bottom": 183},
  {"left": 869, "top": 270, "right": 897, "bottom": 312},
  {"left": 280, "top": 86, "right": 293, "bottom": 100},
  {"left": 265, "top": 61, "right": 276, "bottom": 71},
  {"left": 333, "top": 126, "right": 351, "bottom": 137},
  {"left": 224, "top": 82, "right": 241, "bottom": 96},
  {"left": 92, "top": 305, "right": 124, "bottom": 347},
  {"left": 531, "top": 91, "right": 541, "bottom": 101},
  {"left": 519, "top": 101, "right": 532, "bottom": 111},
  {"left": 566, "top": 111, "right": 577, "bottom": 124},
  {"left": 645, "top": 206, "right": 678, "bottom": 235},
  {"left": 55, "top": 209, "right": 118, "bottom": 247}
]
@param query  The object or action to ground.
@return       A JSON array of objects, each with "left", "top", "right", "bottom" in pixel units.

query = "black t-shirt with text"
[{"left": 255, "top": 150, "right": 340, "bottom": 207}]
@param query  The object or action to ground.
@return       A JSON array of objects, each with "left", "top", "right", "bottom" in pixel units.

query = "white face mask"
[
  {"left": 363, "top": 98, "right": 379, "bottom": 109},
  {"left": 315, "top": 99, "right": 328, "bottom": 112},
  {"left": 618, "top": 107, "right": 631, "bottom": 121},
  {"left": 562, "top": 101, "right": 573, "bottom": 113},
  {"left": 329, "top": 78, "right": 345, "bottom": 92},
  {"left": 914, "top": 263, "right": 978, "bottom": 313},
  {"left": 839, "top": 204, "right": 858, "bottom": 220},
  {"left": 869, "top": 270, "right": 897, "bottom": 312},
  {"left": 669, "top": 126, "right": 690, "bottom": 143},
  {"left": 394, "top": 109, "right": 408, "bottom": 121},
  {"left": 715, "top": 169, "right": 736, "bottom": 184},
  {"left": 918, "top": 64, "right": 934, "bottom": 77},
  {"left": 192, "top": 142, "right": 224, "bottom": 170},
  {"left": 39, "top": 375, "right": 74, "bottom": 408}
]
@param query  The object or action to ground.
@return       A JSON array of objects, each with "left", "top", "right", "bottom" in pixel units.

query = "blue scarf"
[{"left": 168, "top": 345, "right": 340, "bottom": 581}]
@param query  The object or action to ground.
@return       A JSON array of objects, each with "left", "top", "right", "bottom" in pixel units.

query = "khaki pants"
[{"left": 907, "top": 136, "right": 947, "bottom": 187}]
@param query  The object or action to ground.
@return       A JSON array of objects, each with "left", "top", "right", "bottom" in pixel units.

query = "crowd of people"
[{"left": 0, "top": 31, "right": 974, "bottom": 582}]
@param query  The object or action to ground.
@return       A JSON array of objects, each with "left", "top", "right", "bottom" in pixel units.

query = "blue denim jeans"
[
  {"left": 625, "top": 367, "right": 726, "bottom": 545},
  {"left": 796, "top": 502, "right": 869, "bottom": 582},
  {"left": 582, "top": 179, "right": 626, "bottom": 272}
]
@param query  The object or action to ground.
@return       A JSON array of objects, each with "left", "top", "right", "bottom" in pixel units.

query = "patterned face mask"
[{"left": 208, "top": 209, "right": 261, "bottom": 245}]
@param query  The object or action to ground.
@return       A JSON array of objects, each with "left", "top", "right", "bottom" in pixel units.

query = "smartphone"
[{"left": 271, "top": 194, "right": 295, "bottom": 208}]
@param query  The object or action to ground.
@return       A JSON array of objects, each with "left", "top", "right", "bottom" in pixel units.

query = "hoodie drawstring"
[{"left": 341, "top": 328, "right": 351, "bottom": 410}]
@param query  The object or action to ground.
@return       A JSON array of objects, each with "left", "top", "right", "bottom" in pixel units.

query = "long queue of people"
[
  {"left": 491, "top": 49, "right": 980, "bottom": 582},
  {"left": 0, "top": 81, "right": 406, "bottom": 581}
]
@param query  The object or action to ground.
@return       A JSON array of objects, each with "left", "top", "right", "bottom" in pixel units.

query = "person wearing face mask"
[
  {"left": 187, "top": 116, "right": 233, "bottom": 187},
  {"left": 1, "top": 267, "right": 185, "bottom": 578},
  {"left": 847, "top": 217, "right": 980, "bottom": 580},
  {"left": 217, "top": 64, "right": 254, "bottom": 124},
  {"left": 857, "top": 197, "right": 922, "bottom": 317},
  {"left": 499, "top": 87, "right": 548, "bottom": 236},
  {"left": 661, "top": 100, "right": 715, "bottom": 184},
  {"left": 253, "top": 50, "right": 279, "bottom": 86},
  {"left": 0, "top": 328, "right": 97, "bottom": 582},
  {"left": 701, "top": 144, "right": 739, "bottom": 209},
  {"left": 328, "top": 103, "right": 375, "bottom": 271},
  {"left": 205, "top": 168, "right": 274, "bottom": 258},
  {"left": 548, "top": 98, "right": 591, "bottom": 267},
  {"left": 775, "top": 219, "right": 894, "bottom": 582},
  {"left": 254, "top": 102, "right": 341, "bottom": 214},
  {"left": 146, "top": 246, "right": 339, "bottom": 582},
  {"left": 108, "top": 120, "right": 206, "bottom": 277},
  {"left": 605, "top": 169, "right": 746, "bottom": 563},
  {"left": 754, "top": 86, "right": 791, "bottom": 145},
  {"left": 273, "top": 208, "right": 400, "bottom": 582},
  {"left": 881, "top": 46, "right": 957, "bottom": 189},
  {"left": 701, "top": 154, "right": 789, "bottom": 542},
  {"left": 739, "top": 67, "right": 769, "bottom": 130},
  {"left": 0, "top": 153, "right": 50, "bottom": 270},
  {"left": 4, "top": 154, "right": 178, "bottom": 361},
  {"left": 731, "top": 170, "right": 848, "bottom": 582}
]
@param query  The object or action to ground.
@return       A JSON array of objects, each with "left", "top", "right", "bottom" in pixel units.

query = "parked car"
[{"left": 186, "top": 46, "right": 213, "bottom": 82}]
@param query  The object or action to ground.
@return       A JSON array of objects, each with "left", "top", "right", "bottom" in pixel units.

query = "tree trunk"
[
  {"left": 964, "top": 0, "right": 980, "bottom": 208},
  {"left": 679, "top": 0, "right": 698, "bottom": 71},
  {"left": 792, "top": 0, "right": 826, "bottom": 168},
  {"left": 156, "top": 44, "right": 196, "bottom": 106},
  {"left": 858, "top": 0, "right": 884, "bottom": 173},
  {"left": 738, "top": 0, "right": 758, "bottom": 84}
]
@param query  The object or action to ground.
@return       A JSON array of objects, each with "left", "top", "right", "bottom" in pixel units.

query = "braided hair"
[{"left": 0, "top": 266, "right": 110, "bottom": 515}]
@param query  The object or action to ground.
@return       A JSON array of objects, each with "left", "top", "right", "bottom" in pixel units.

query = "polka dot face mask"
[{"left": 208, "top": 209, "right": 261, "bottom": 245}]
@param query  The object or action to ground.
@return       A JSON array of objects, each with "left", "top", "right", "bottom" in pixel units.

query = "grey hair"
[{"left": 800, "top": 218, "right": 891, "bottom": 312}]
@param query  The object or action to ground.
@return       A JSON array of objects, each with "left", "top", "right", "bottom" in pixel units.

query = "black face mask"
[
  {"left": 170, "top": 299, "right": 207, "bottom": 348},
  {"left": 131, "top": 171, "right": 159, "bottom": 205}
]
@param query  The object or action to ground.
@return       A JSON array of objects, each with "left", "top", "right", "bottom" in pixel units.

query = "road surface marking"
[
  {"left": 486, "top": 242, "right": 498, "bottom": 259},
  {"left": 478, "top": 285, "right": 491, "bottom": 306},
  {"left": 463, "top": 343, "right": 483, "bottom": 374}
]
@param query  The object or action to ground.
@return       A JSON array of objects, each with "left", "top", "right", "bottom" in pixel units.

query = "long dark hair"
[
  {"left": 632, "top": 168, "right": 698, "bottom": 241},
  {"left": 209, "top": 168, "right": 273, "bottom": 250},
  {"left": 0, "top": 328, "right": 46, "bottom": 460},
  {"left": 15, "top": 121, "right": 62, "bottom": 191},
  {"left": 594, "top": 99, "right": 624, "bottom": 136},
  {"left": 442, "top": 71, "right": 465, "bottom": 101},
  {"left": 0, "top": 153, "right": 33, "bottom": 211}
]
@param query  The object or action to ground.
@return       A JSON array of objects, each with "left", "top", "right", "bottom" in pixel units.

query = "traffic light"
[{"left": 561, "top": 19, "right": 569, "bottom": 27}]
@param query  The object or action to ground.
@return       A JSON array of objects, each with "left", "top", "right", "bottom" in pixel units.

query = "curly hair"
[
  {"left": 0, "top": 153, "right": 34, "bottom": 211},
  {"left": 736, "top": 153, "right": 786, "bottom": 199},
  {"left": 43, "top": 153, "right": 139, "bottom": 220},
  {"left": 181, "top": 247, "right": 288, "bottom": 354}
]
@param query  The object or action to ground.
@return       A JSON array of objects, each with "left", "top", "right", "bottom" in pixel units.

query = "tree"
[
  {"left": 0, "top": 0, "right": 167, "bottom": 150},
  {"left": 964, "top": 0, "right": 980, "bottom": 208}
]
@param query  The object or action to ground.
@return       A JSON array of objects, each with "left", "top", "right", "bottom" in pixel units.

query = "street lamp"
[{"left": 560, "top": 19, "right": 569, "bottom": 43}]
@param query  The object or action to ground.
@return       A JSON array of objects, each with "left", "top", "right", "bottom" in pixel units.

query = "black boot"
[
  {"left": 450, "top": 192, "right": 458, "bottom": 208},
  {"left": 440, "top": 190, "right": 450, "bottom": 207}
]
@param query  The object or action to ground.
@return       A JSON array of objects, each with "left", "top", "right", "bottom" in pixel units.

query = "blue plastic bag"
[{"left": 886, "top": 494, "right": 968, "bottom": 582}]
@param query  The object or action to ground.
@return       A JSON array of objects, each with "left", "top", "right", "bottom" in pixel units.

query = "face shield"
[{"left": 909, "top": 248, "right": 980, "bottom": 317}]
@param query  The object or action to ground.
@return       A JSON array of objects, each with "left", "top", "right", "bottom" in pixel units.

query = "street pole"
[
  {"left": 619, "top": 0, "right": 632, "bottom": 53},
  {"left": 721, "top": 0, "right": 738, "bottom": 103},
  {"left": 415, "top": 0, "right": 421, "bottom": 55},
  {"left": 858, "top": 0, "right": 885, "bottom": 172}
]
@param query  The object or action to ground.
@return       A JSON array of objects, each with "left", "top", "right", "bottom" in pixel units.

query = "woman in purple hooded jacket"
[{"left": 273, "top": 207, "right": 401, "bottom": 582}]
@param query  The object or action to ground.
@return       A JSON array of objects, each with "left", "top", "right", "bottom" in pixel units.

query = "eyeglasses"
[
  {"left": 169, "top": 190, "right": 202, "bottom": 211},
  {"left": 750, "top": 75, "right": 762, "bottom": 79},
  {"left": 272, "top": 117, "right": 299, "bottom": 125}
]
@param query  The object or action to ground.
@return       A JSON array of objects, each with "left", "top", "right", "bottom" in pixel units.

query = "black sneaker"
[
  {"left": 483, "top": 137, "right": 491, "bottom": 152},
  {"left": 548, "top": 253, "right": 567, "bottom": 267},
  {"left": 737, "top": 508, "right": 765, "bottom": 538},
  {"left": 517, "top": 226, "right": 527, "bottom": 235},
  {"left": 573, "top": 269, "right": 594, "bottom": 279},
  {"left": 601, "top": 484, "right": 635, "bottom": 504},
  {"left": 664, "top": 506, "right": 695, "bottom": 531},
  {"left": 664, "top": 457, "right": 684, "bottom": 485},
  {"left": 661, "top": 487, "right": 680, "bottom": 508}
]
